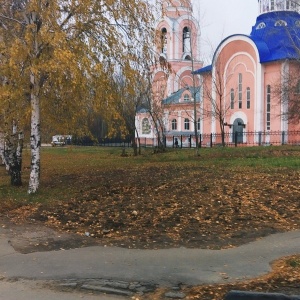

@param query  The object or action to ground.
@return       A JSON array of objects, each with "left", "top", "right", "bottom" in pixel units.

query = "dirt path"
[{"left": 0, "top": 217, "right": 100, "bottom": 254}]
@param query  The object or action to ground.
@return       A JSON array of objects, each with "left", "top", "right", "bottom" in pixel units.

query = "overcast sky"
[{"left": 192, "top": 0, "right": 258, "bottom": 62}]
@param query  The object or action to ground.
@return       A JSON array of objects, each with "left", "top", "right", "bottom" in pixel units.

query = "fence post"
[
  {"left": 281, "top": 131, "right": 285, "bottom": 145},
  {"left": 235, "top": 131, "right": 238, "bottom": 147},
  {"left": 258, "top": 131, "right": 262, "bottom": 146},
  {"left": 199, "top": 134, "right": 202, "bottom": 148},
  {"left": 210, "top": 133, "right": 213, "bottom": 148},
  {"left": 180, "top": 135, "right": 183, "bottom": 148}
]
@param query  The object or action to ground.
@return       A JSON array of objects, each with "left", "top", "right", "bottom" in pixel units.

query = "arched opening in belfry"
[{"left": 183, "top": 26, "right": 191, "bottom": 53}]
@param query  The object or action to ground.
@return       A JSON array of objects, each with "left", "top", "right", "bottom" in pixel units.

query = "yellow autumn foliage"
[{"left": 0, "top": 0, "right": 159, "bottom": 139}]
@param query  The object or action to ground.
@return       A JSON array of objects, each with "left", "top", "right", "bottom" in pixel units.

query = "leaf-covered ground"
[
  {"left": 7, "top": 159, "right": 300, "bottom": 250},
  {"left": 2, "top": 148, "right": 300, "bottom": 249},
  {"left": 1, "top": 146, "right": 300, "bottom": 299}
]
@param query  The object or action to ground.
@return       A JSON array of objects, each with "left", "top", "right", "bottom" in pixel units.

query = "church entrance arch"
[{"left": 232, "top": 118, "right": 244, "bottom": 143}]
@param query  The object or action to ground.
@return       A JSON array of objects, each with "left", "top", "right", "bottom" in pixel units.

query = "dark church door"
[{"left": 232, "top": 118, "right": 244, "bottom": 143}]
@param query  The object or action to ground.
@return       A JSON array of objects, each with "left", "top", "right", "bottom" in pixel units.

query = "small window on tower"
[
  {"left": 161, "top": 28, "right": 167, "bottom": 54},
  {"left": 275, "top": 20, "right": 287, "bottom": 26},
  {"left": 276, "top": 0, "right": 285, "bottom": 10},
  {"left": 183, "top": 94, "right": 190, "bottom": 102},
  {"left": 183, "top": 27, "right": 191, "bottom": 53},
  {"left": 256, "top": 22, "right": 266, "bottom": 29}
]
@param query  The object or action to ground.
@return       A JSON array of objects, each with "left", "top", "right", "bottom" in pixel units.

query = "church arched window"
[
  {"left": 184, "top": 118, "right": 190, "bottom": 130},
  {"left": 230, "top": 88, "right": 235, "bottom": 109},
  {"left": 183, "top": 27, "right": 191, "bottom": 53},
  {"left": 161, "top": 28, "right": 167, "bottom": 54},
  {"left": 142, "top": 118, "right": 151, "bottom": 134},
  {"left": 197, "top": 118, "right": 201, "bottom": 131},
  {"left": 171, "top": 119, "right": 177, "bottom": 130},
  {"left": 247, "top": 87, "right": 251, "bottom": 109},
  {"left": 238, "top": 73, "right": 243, "bottom": 109},
  {"left": 183, "top": 93, "right": 190, "bottom": 102},
  {"left": 275, "top": 20, "right": 287, "bottom": 26},
  {"left": 256, "top": 22, "right": 266, "bottom": 29}
]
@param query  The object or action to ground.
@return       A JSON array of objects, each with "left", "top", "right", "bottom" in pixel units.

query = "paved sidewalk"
[
  {"left": 0, "top": 230, "right": 299, "bottom": 287},
  {"left": 0, "top": 280, "right": 124, "bottom": 300}
]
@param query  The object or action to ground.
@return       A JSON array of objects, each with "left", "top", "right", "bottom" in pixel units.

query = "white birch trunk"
[
  {"left": 0, "top": 131, "right": 5, "bottom": 166},
  {"left": 0, "top": 132, "right": 10, "bottom": 171},
  {"left": 28, "top": 73, "right": 41, "bottom": 194}
]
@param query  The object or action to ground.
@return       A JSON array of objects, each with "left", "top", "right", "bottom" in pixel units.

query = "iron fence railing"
[
  {"left": 137, "top": 130, "right": 300, "bottom": 148},
  {"left": 70, "top": 131, "right": 300, "bottom": 148}
]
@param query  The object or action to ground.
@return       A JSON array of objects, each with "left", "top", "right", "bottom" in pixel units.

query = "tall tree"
[
  {"left": 0, "top": 0, "right": 155, "bottom": 193},
  {"left": 110, "top": 67, "right": 145, "bottom": 156},
  {"left": 277, "top": 61, "right": 300, "bottom": 125},
  {"left": 202, "top": 58, "right": 234, "bottom": 146}
]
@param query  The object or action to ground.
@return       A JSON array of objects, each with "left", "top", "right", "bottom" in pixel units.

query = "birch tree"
[
  {"left": 0, "top": 0, "right": 155, "bottom": 193},
  {"left": 109, "top": 68, "right": 145, "bottom": 156}
]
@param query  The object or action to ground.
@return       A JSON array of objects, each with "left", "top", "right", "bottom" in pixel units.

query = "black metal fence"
[
  {"left": 71, "top": 131, "right": 300, "bottom": 148},
  {"left": 72, "top": 137, "right": 132, "bottom": 147},
  {"left": 138, "top": 130, "right": 300, "bottom": 148}
]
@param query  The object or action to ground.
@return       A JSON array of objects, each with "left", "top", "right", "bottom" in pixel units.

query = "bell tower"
[
  {"left": 155, "top": 0, "right": 202, "bottom": 95},
  {"left": 158, "top": 0, "right": 197, "bottom": 61}
]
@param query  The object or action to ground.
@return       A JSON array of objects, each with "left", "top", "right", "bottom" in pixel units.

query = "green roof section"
[{"left": 162, "top": 86, "right": 201, "bottom": 105}]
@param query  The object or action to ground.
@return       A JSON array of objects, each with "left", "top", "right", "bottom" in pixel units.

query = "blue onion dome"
[{"left": 249, "top": 0, "right": 300, "bottom": 62}]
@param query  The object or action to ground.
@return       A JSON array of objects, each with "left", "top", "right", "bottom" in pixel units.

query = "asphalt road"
[{"left": 0, "top": 280, "right": 125, "bottom": 300}]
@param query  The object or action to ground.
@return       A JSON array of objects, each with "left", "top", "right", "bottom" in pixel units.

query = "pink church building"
[
  {"left": 136, "top": 0, "right": 300, "bottom": 147},
  {"left": 135, "top": 0, "right": 203, "bottom": 147}
]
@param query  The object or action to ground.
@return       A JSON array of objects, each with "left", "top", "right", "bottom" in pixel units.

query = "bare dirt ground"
[{"left": 0, "top": 216, "right": 99, "bottom": 254}]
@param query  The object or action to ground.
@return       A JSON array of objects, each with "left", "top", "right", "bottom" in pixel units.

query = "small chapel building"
[{"left": 136, "top": 0, "right": 300, "bottom": 147}]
